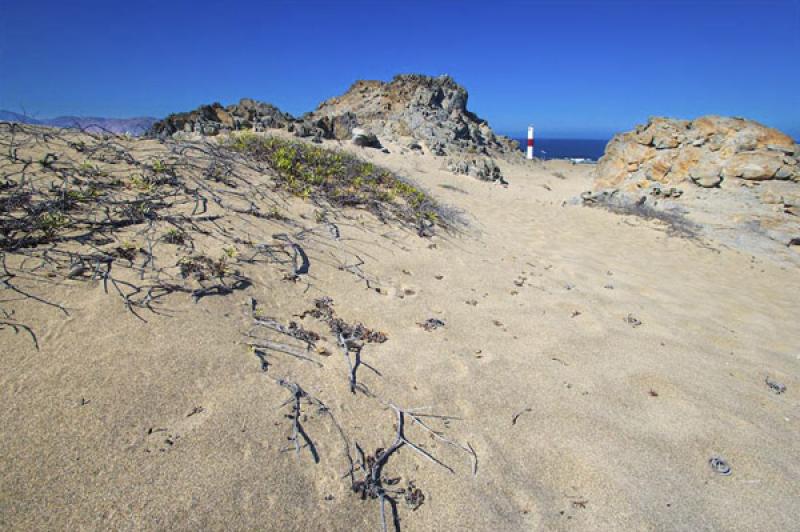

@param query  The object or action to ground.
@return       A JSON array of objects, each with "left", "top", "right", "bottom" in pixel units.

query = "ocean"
[{"left": 512, "top": 137, "right": 609, "bottom": 161}]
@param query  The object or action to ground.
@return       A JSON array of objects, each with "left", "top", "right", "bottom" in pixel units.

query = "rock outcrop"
[
  {"left": 446, "top": 157, "right": 506, "bottom": 183},
  {"left": 589, "top": 116, "right": 800, "bottom": 261},
  {"left": 146, "top": 75, "right": 517, "bottom": 182},
  {"left": 147, "top": 99, "right": 293, "bottom": 138},
  {"left": 595, "top": 116, "right": 800, "bottom": 190},
  {"left": 305, "top": 74, "right": 518, "bottom": 157},
  {"left": 147, "top": 75, "right": 516, "bottom": 158}
]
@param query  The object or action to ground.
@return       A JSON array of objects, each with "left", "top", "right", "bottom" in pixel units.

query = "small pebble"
[{"left": 709, "top": 456, "right": 732, "bottom": 476}]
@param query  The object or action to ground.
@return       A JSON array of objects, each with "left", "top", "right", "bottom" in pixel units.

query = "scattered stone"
[
  {"left": 624, "top": 314, "right": 642, "bottom": 327},
  {"left": 709, "top": 456, "right": 732, "bottom": 476},
  {"left": 351, "top": 128, "right": 383, "bottom": 149},
  {"left": 765, "top": 376, "right": 786, "bottom": 394},
  {"left": 581, "top": 189, "right": 618, "bottom": 204},
  {"left": 446, "top": 156, "right": 506, "bottom": 183},
  {"left": 650, "top": 185, "right": 684, "bottom": 198},
  {"left": 418, "top": 318, "right": 445, "bottom": 331},
  {"left": 67, "top": 263, "right": 87, "bottom": 279}
]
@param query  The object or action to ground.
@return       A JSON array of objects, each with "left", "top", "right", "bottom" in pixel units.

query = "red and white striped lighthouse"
[{"left": 526, "top": 125, "right": 534, "bottom": 160}]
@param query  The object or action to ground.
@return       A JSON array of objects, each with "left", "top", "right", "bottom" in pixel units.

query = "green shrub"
[
  {"left": 222, "top": 133, "right": 450, "bottom": 230},
  {"left": 37, "top": 211, "right": 68, "bottom": 238}
]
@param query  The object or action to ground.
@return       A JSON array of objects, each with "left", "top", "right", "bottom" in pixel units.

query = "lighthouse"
[{"left": 526, "top": 126, "right": 534, "bottom": 160}]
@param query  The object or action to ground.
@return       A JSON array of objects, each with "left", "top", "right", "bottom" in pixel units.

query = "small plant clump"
[
  {"left": 178, "top": 254, "right": 233, "bottom": 281},
  {"left": 162, "top": 228, "right": 186, "bottom": 245},
  {"left": 36, "top": 211, "right": 68, "bottom": 238},
  {"left": 581, "top": 189, "right": 699, "bottom": 238},
  {"left": 151, "top": 159, "right": 168, "bottom": 174},
  {"left": 114, "top": 240, "right": 139, "bottom": 261},
  {"left": 223, "top": 132, "right": 454, "bottom": 232}
]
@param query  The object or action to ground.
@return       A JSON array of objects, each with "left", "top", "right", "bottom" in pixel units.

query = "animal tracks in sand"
[
  {"left": 374, "top": 283, "right": 419, "bottom": 300},
  {"left": 141, "top": 404, "right": 209, "bottom": 454}
]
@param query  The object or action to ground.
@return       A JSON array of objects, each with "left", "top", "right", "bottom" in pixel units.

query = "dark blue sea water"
[{"left": 512, "top": 138, "right": 609, "bottom": 161}]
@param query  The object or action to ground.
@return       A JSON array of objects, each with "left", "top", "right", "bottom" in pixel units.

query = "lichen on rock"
[{"left": 595, "top": 115, "right": 799, "bottom": 190}]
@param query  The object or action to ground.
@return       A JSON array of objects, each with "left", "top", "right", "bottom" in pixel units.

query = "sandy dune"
[{"left": 1, "top": 134, "right": 798, "bottom": 531}]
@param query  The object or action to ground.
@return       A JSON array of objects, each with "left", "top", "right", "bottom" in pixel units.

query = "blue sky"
[{"left": 1, "top": 0, "right": 798, "bottom": 138}]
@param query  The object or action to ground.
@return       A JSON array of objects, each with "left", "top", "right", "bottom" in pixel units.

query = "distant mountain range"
[{"left": 0, "top": 110, "right": 158, "bottom": 135}]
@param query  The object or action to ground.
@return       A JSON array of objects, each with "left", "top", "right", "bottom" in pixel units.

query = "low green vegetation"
[
  {"left": 150, "top": 159, "right": 168, "bottom": 174},
  {"left": 162, "top": 228, "right": 186, "bottom": 245},
  {"left": 223, "top": 131, "right": 453, "bottom": 230},
  {"left": 36, "top": 211, "right": 68, "bottom": 238}
]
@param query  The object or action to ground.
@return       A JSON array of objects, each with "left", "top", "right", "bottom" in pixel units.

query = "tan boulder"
[
  {"left": 755, "top": 128, "right": 796, "bottom": 149},
  {"left": 670, "top": 146, "right": 704, "bottom": 179},
  {"left": 646, "top": 159, "right": 672, "bottom": 182},
  {"left": 594, "top": 156, "right": 629, "bottom": 188},
  {"left": 761, "top": 189, "right": 784, "bottom": 205},
  {"left": 648, "top": 117, "right": 688, "bottom": 149},
  {"left": 722, "top": 152, "right": 784, "bottom": 180},
  {"left": 689, "top": 164, "right": 723, "bottom": 188}
]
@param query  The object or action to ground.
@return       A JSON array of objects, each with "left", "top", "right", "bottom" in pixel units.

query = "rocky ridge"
[
  {"left": 147, "top": 99, "right": 293, "bottom": 138},
  {"left": 146, "top": 75, "right": 518, "bottom": 182}
]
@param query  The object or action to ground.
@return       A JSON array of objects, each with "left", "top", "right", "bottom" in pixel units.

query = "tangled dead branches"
[
  {"left": 299, "top": 297, "right": 387, "bottom": 394},
  {"left": 351, "top": 404, "right": 477, "bottom": 532},
  {"left": 2, "top": 123, "right": 476, "bottom": 532},
  {"left": 0, "top": 124, "right": 448, "bottom": 347}
]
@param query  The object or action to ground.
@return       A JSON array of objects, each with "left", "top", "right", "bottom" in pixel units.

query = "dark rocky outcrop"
[
  {"left": 147, "top": 99, "right": 293, "bottom": 138},
  {"left": 446, "top": 157, "right": 506, "bottom": 183}
]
